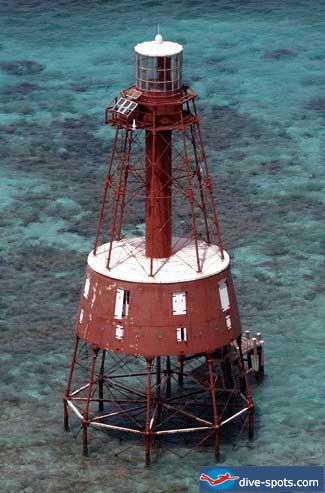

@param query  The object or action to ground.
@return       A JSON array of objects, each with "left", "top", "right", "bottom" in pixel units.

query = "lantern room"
[{"left": 135, "top": 34, "right": 183, "bottom": 92}]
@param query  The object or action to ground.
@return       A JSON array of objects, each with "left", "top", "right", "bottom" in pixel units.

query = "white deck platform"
[{"left": 88, "top": 237, "right": 229, "bottom": 284}]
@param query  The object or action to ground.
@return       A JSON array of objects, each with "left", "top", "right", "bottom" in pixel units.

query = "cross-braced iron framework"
[
  {"left": 94, "top": 87, "right": 224, "bottom": 275},
  {"left": 64, "top": 336, "right": 255, "bottom": 464}
]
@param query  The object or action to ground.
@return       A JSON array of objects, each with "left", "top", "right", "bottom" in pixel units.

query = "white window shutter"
[
  {"left": 219, "top": 280, "right": 230, "bottom": 311},
  {"left": 123, "top": 291, "right": 130, "bottom": 317},
  {"left": 176, "top": 327, "right": 187, "bottom": 342},
  {"left": 83, "top": 278, "right": 90, "bottom": 298},
  {"left": 114, "top": 289, "right": 124, "bottom": 319},
  {"left": 172, "top": 292, "right": 187, "bottom": 315},
  {"left": 115, "top": 324, "right": 124, "bottom": 340}
]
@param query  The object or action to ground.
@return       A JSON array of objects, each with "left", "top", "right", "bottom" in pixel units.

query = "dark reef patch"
[
  {"left": 261, "top": 159, "right": 284, "bottom": 174},
  {"left": 305, "top": 96, "right": 325, "bottom": 112},
  {"left": 67, "top": 79, "right": 111, "bottom": 92},
  {"left": 309, "top": 54, "right": 325, "bottom": 61},
  {"left": 216, "top": 65, "right": 239, "bottom": 74},
  {"left": 0, "top": 60, "right": 45, "bottom": 76},
  {"left": 205, "top": 55, "right": 228, "bottom": 65},
  {"left": 301, "top": 75, "right": 325, "bottom": 87},
  {"left": 204, "top": 105, "right": 264, "bottom": 151},
  {"left": 262, "top": 49, "right": 297, "bottom": 60},
  {"left": 0, "top": 82, "right": 40, "bottom": 96}
]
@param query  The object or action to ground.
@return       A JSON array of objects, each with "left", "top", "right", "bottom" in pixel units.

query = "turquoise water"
[{"left": 1, "top": 1, "right": 325, "bottom": 491}]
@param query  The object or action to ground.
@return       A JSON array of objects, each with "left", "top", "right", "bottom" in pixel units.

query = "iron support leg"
[
  {"left": 207, "top": 354, "right": 221, "bottom": 461},
  {"left": 166, "top": 356, "right": 171, "bottom": 399},
  {"left": 145, "top": 359, "right": 153, "bottom": 465},
  {"left": 156, "top": 356, "right": 161, "bottom": 426},
  {"left": 63, "top": 335, "right": 79, "bottom": 431},
  {"left": 180, "top": 122, "right": 201, "bottom": 272},
  {"left": 98, "top": 350, "right": 106, "bottom": 412},
  {"left": 238, "top": 337, "right": 254, "bottom": 439},
  {"left": 178, "top": 355, "right": 184, "bottom": 387},
  {"left": 258, "top": 345, "right": 265, "bottom": 379},
  {"left": 82, "top": 347, "right": 98, "bottom": 456}
]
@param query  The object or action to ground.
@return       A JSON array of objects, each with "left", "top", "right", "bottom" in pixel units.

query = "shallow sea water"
[{"left": 0, "top": 1, "right": 325, "bottom": 492}]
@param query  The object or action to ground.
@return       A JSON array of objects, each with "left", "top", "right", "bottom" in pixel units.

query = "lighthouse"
[{"left": 63, "top": 33, "right": 264, "bottom": 464}]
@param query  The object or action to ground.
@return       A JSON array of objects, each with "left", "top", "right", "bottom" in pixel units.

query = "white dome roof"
[{"left": 135, "top": 34, "right": 183, "bottom": 57}]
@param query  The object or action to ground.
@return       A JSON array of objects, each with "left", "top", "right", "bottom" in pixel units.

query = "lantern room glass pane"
[{"left": 136, "top": 53, "right": 182, "bottom": 92}]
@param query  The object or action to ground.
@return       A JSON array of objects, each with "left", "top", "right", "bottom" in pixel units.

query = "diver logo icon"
[{"left": 200, "top": 470, "right": 240, "bottom": 490}]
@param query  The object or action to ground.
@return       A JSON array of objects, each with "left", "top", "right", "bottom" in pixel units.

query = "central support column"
[{"left": 145, "top": 130, "right": 172, "bottom": 258}]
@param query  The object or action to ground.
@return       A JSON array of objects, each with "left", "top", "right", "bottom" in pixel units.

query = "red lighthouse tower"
[{"left": 63, "top": 33, "right": 264, "bottom": 464}]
